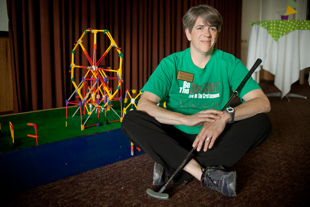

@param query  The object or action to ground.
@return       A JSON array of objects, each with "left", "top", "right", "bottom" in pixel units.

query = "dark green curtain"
[{"left": 7, "top": 0, "right": 242, "bottom": 113}]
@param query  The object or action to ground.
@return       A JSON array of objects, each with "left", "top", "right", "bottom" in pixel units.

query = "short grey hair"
[{"left": 182, "top": 5, "right": 223, "bottom": 33}]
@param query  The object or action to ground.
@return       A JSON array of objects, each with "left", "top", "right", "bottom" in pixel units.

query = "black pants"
[{"left": 121, "top": 110, "right": 272, "bottom": 182}]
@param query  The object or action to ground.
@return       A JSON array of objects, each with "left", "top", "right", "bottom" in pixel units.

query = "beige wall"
[
  {"left": 241, "top": 0, "right": 274, "bottom": 81},
  {"left": 241, "top": 0, "right": 261, "bottom": 67}
]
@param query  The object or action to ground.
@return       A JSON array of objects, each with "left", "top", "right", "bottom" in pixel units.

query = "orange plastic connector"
[{"left": 27, "top": 123, "right": 39, "bottom": 146}]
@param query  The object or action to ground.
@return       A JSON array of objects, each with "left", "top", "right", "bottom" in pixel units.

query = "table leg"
[{"left": 266, "top": 92, "right": 307, "bottom": 102}]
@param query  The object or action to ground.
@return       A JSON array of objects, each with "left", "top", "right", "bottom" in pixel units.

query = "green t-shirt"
[{"left": 142, "top": 48, "right": 260, "bottom": 134}]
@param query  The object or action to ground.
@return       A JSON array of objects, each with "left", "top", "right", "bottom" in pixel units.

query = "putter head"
[{"left": 146, "top": 188, "right": 169, "bottom": 200}]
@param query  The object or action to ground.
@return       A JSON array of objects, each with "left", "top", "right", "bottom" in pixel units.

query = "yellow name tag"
[{"left": 177, "top": 71, "right": 194, "bottom": 82}]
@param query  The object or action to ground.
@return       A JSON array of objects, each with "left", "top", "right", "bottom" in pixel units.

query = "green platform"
[{"left": 0, "top": 104, "right": 122, "bottom": 154}]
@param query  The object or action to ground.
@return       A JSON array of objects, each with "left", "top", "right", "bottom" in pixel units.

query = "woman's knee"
[
  {"left": 121, "top": 110, "right": 156, "bottom": 132},
  {"left": 121, "top": 110, "right": 140, "bottom": 131},
  {"left": 253, "top": 113, "right": 272, "bottom": 134}
]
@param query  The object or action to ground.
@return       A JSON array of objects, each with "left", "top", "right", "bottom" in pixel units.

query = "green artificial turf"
[{"left": 0, "top": 104, "right": 123, "bottom": 154}]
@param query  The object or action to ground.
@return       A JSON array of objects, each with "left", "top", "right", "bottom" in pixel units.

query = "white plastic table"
[{"left": 247, "top": 20, "right": 310, "bottom": 99}]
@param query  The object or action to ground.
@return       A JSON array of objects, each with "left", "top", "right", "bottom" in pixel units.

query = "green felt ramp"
[{"left": 0, "top": 105, "right": 122, "bottom": 154}]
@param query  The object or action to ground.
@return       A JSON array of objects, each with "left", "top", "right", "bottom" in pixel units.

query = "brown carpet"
[{"left": 5, "top": 80, "right": 310, "bottom": 207}]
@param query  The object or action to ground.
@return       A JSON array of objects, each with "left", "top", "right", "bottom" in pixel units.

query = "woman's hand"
[
  {"left": 192, "top": 113, "right": 229, "bottom": 152},
  {"left": 181, "top": 109, "right": 223, "bottom": 127}
]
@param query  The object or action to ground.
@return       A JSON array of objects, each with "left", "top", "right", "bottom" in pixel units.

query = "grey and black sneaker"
[
  {"left": 201, "top": 166, "right": 237, "bottom": 197},
  {"left": 152, "top": 162, "right": 168, "bottom": 186}
]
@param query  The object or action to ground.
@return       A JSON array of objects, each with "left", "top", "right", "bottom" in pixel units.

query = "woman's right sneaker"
[{"left": 201, "top": 166, "right": 237, "bottom": 197}]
